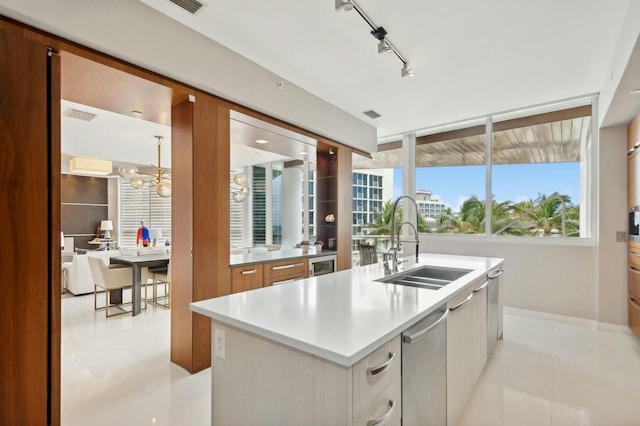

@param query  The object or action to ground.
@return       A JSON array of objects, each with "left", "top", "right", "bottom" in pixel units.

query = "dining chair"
[
  {"left": 88, "top": 256, "right": 148, "bottom": 317},
  {"left": 150, "top": 262, "right": 171, "bottom": 309},
  {"left": 359, "top": 243, "right": 378, "bottom": 266}
]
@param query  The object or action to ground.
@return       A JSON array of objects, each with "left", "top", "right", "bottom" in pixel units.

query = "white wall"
[
  {"left": 419, "top": 236, "right": 598, "bottom": 320},
  {"left": 597, "top": 125, "right": 628, "bottom": 324},
  {"left": 0, "top": 0, "right": 377, "bottom": 153}
]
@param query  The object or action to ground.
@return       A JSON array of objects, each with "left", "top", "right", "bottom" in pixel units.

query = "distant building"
[
  {"left": 415, "top": 190, "right": 447, "bottom": 220},
  {"left": 352, "top": 169, "right": 394, "bottom": 235}
]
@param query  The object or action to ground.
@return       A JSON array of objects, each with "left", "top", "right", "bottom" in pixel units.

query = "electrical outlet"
[
  {"left": 616, "top": 231, "right": 627, "bottom": 242},
  {"left": 214, "top": 329, "right": 226, "bottom": 360}
]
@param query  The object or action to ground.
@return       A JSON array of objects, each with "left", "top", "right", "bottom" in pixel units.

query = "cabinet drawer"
[
  {"left": 353, "top": 335, "right": 401, "bottom": 414},
  {"left": 231, "top": 264, "right": 264, "bottom": 294},
  {"left": 629, "top": 264, "right": 640, "bottom": 297},
  {"left": 264, "top": 258, "right": 308, "bottom": 280},
  {"left": 629, "top": 247, "right": 640, "bottom": 269},
  {"left": 264, "top": 274, "right": 307, "bottom": 287},
  {"left": 353, "top": 375, "right": 401, "bottom": 426},
  {"left": 629, "top": 292, "right": 640, "bottom": 340}
]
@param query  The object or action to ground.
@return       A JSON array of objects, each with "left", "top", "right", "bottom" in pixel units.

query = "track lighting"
[
  {"left": 378, "top": 39, "right": 392, "bottom": 54},
  {"left": 401, "top": 63, "right": 415, "bottom": 78},
  {"left": 335, "top": 0, "right": 414, "bottom": 77}
]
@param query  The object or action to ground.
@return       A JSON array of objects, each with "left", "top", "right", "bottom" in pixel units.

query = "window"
[
  {"left": 120, "top": 179, "right": 172, "bottom": 247},
  {"left": 351, "top": 147, "right": 402, "bottom": 258},
  {"left": 414, "top": 124, "right": 487, "bottom": 234},
  {"left": 406, "top": 99, "right": 593, "bottom": 238}
]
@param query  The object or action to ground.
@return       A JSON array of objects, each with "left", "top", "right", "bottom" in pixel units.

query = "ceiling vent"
[
  {"left": 363, "top": 110, "right": 381, "bottom": 119},
  {"left": 64, "top": 108, "right": 97, "bottom": 122},
  {"left": 167, "top": 0, "right": 205, "bottom": 14}
]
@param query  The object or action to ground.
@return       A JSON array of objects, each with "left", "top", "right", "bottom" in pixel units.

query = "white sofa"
[{"left": 63, "top": 251, "right": 122, "bottom": 295}]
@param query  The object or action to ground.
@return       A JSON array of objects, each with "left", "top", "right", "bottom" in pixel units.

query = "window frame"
[{"left": 407, "top": 96, "right": 598, "bottom": 245}]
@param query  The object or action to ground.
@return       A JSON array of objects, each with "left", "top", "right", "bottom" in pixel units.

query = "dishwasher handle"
[
  {"left": 487, "top": 268, "right": 504, "bottom": 280},
  {"left": 402, "top": 309, "right": 448, "bottom": 344}
]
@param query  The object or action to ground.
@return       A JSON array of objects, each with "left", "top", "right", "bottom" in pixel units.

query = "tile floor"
[
  {"left": 459, "top": 308, "right": 640, "bottom": 426},
  {"left": 61, "top": 295, "right": 640, "bottom": 426}
]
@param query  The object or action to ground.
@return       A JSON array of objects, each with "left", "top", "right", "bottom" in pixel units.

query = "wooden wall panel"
[
  {"left": 192, "top": 95, "right": 231, "bottom": 372},
  {"left": 171, "top": 94, "right": 231, "bottom": 373},
  {"left": 61, "top": 174, "right": 108, "bottom": 204},
  {"left": 336, "top": 144, "right": 353, "bottom": 271},
  {"left": 49, "top": 51, "right": 62, "bottom": 426},
  {"left": 629, "top": 112, "right": 640, "bottom": 151},
  {"left": 0, "top": 24, "right": 50, "bottom": 425},
  {"left": 170, "top": 99, "right": 195, "bottom": 370}
]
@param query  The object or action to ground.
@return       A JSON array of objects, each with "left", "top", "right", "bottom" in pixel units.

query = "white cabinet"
[
  {"left": 470, "top": 278, "right": 488, "bottom": 386},
  {"left": 352, "top": 335, "right": 401, "bottom": 416},
  {"left": 353, "top": 375, "right": 401, "bottom": 426},
  {"left": 446, "top": 275, "right": 489, "bottom": 426},
  {"left": 446, "top": 288, "right": 474, "bottom": 426},
  {"left": 211, "top": 320, "right": 402, "bottom": 426}
]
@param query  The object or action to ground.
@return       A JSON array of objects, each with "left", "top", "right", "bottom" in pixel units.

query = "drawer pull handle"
[
  {"left": 367, "top": 399, "right": 396, "bottom": 426},
  {"left": 630, "top": 251, "right": 640, "bottom": 257},
  {"left": 473, "top": 280, "right": 489, "bottom": 293},
  {"left": 449, "top": 293, "right": 473, "bottom": 312},
  {"left": 271, "top": 277, "right": 304, "bottom": 286},
  {"left": 241, "top": 269, "right": 257, "bottom": 275},
  {"left": 487, "top": 268, "right": 503, "bottom": 279},
  {"left": 631, "top": 297, "right": 640, "bottom": 309},
  {"left": 272, "top": 262, "right": 304, "bottom": 271},
  {"left": 630, "top": 267, "right": 640, "bottom": 274},
  {"left": 368, "top": 352, "right": 396, "bottom": 376}
]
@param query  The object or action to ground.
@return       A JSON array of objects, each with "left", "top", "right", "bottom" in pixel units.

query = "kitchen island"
[{"left": 191, "top": 253, "right": 504, "bottom": 426}]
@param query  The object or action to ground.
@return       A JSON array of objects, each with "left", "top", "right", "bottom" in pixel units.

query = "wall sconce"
[{"left": 231, "top": 173, "right": 250, "bottom": 202}]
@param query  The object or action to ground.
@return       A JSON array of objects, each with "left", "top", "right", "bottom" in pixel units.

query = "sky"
[{"left": 393, "top": 162, "right": 581, "bottom": 211}]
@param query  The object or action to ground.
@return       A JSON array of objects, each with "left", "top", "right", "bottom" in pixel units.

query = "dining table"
[{"left": 109, "top": 253, "right": 170, "bottom": 316}]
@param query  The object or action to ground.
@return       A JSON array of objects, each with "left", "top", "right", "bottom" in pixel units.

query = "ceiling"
[
  {"left": 60, "top": 53, "right": 318, "bottom": 173},
  {"left": 138, "top": 0, "right": 630, "bottom": 139}
]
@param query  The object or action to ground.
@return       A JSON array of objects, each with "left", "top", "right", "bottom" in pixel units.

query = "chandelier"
[
  {"left": 231, "top": 172, "right": 250, "bottom": 202},
  {"left": 118, "top": 135, "right": 172, "bottom": 198}
]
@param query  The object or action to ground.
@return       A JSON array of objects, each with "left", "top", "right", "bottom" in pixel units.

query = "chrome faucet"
[{"left": 386, "top": 195, "right": 420, "bottom": 273}]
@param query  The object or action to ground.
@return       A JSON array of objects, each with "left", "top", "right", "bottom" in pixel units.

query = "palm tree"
[
  {"left": 368, "top": 200, "right": 399, "bottom": 235},
  {"left": 368, "top": 199, "right": 430, "bottom": 235},
  {"left": 526, "top": 192, "right": 572, "bottom": 236}
]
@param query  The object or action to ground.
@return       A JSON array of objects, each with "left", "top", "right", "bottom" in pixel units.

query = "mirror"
[{"left": 230, "top": 111, "right": 317, "bottom": 251}]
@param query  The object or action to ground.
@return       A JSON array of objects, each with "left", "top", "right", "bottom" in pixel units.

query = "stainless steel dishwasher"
[{"left": 402, "top": 303, "right": 448, "bottom": 426}]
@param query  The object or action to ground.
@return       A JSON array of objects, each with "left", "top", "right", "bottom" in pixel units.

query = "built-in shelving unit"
[
  {"left": 61, "top": 174, "right": 108, "bottom": 250},
  {"left": 315, "top": 143, "right": 338, "bottom": 251}
]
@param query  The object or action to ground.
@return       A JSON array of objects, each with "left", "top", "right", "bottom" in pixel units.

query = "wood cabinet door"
[
  {"left": 629, "top": 291, "right": 640, "bottom": 340},
  {"left": 231, "top": 265, "right": 264, "bottom": 293},
  {"left": 629, "top": 151, "right": 640, "bottom": 208}
]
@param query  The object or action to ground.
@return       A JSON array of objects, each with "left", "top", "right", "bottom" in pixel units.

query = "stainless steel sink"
[{"left": 376, "top": 265, "right": 472, "bottom": 290}]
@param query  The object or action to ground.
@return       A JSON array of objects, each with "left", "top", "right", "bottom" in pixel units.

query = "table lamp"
[
  {"left": 150, "top": 228, "right": 163, "bottom": 247},
  {"left": 101, "top": 220, "right": 113, "bottom": 240}
]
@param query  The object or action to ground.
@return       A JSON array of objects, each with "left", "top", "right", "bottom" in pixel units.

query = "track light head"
[
  {"left": 378, "top": 39, "right": 392, "bottom": 54},
  {"left": 401, "top": 63, "right": 415, "bottom": 78},
  {"left": 370, "top": 26, "right": 387, "bottom": 41},
  {"left": 335, "top": 0, "right": 354, "bottom": 12}
]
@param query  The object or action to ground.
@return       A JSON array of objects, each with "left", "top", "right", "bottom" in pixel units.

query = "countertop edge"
[{"left": 192, "top": 254, "right": 504, "bottom": 368}]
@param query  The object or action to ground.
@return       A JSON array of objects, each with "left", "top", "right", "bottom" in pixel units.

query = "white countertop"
[
  {"left": 192, "top": 253, "right": 503, "bottom": 367},
  {"left": 230, "top": 248, "right": 336, "bottom": 266}
]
